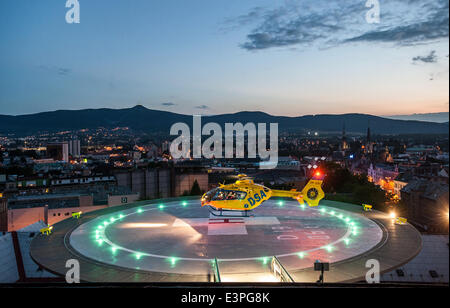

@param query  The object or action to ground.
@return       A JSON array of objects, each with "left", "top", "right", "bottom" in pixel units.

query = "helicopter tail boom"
[
  {"left": 270, "top": 189, "right": 304, "bottom": 204},
  {"left": 269, "top": 177, "right": 325, "bottom": 207}
]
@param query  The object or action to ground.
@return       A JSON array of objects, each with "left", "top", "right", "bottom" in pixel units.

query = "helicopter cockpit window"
[
  {"left": 213, "top": 190, "right": 227, "bottom": 201},
  {"left": 203, "top": 188, "right": 218, "bottom": 202},
  {"left": 212, "top": 190, "right": 246, "bottom": 201}
]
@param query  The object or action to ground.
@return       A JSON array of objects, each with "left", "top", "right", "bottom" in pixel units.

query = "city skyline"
[{"left": 0, "top": 0, "right": 449, "bottom": 116}]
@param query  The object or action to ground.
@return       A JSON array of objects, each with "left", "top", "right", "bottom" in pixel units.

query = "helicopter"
[{"left": 201, "top": 171, "right": 325, "bottom": 217}]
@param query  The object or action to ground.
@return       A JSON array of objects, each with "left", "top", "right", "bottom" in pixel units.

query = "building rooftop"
[
  {"left": 0, "top": 221, "right": 58, "bottom": 283},
  {"left": 402, "top": 179, "right": 449, "bottom": 201},
  {"left": 9, "top": 193, "right": 83, "bottom": 202},
  {"left": 381, "top": 234, "right": 449, "bottom": 284}
]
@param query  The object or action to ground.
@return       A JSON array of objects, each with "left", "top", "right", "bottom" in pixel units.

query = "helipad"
[{"left": 30, "top": 198, "right": 422, "bottom": 283}]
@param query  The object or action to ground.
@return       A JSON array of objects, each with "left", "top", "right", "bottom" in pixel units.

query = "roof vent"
[
  {"left": 396, "top": 269, "right": 405, "bottom": 277},
  {"left": 429, "top": 270, "right": 439, "bottom": 278}
]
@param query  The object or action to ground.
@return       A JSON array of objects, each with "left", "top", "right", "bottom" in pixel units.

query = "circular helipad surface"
[{"left": 69, "top": 199, "right": 384, "bottom": 276}]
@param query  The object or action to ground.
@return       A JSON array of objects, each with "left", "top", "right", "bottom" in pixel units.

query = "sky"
[{"left": 0, "top": 0, "right": 448, "bottom": 117}]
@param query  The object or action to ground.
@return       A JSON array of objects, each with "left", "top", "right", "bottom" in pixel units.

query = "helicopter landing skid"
[{"left": 207, "top": 206, "right": 254, "bottom": 218}]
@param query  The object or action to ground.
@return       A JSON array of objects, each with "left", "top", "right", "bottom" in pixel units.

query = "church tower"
[
  {"left": 341, "top": 122, "right": 349, "bottom": 151},
  {"left": 365, "top": 121, "right": 373, "bottom": 154}
]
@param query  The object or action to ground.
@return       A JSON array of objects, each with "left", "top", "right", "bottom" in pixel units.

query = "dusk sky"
[{"left": 0, "top": 0, "right": 448, "bottom": 116}]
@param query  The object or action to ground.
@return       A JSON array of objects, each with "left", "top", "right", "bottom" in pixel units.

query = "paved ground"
[{"left": 30, "top": 198, "right": 422, "bottom": 283}]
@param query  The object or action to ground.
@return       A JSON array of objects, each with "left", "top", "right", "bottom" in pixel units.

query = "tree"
[
  {"left": 190, "top": 180, "right": 202, "bottom": 196},
  {"left": 322, "top": 161, "right": 389, "bottom": 210}
]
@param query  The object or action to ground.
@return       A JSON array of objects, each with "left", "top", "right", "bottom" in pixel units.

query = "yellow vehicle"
[
  {"left": 40, "top": 225, "right": 54, "bottom": 236},
  {"left": 72, "top": 211, "right": 83, "bottom": 219},
  {"left": 395, "top": 217, "right": 408, "bottom": 225},
  {"left": 362, "top": 204, "right": 373, "bottom": 211},
  {"left": 201, "top": 172, "right": 325, "bottom": 216}
]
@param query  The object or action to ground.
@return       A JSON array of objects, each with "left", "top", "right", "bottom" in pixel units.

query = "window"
[
  {"left": 202, "top": 188, "right": 218, "bottom": 203},
  {"left": 213, "top": 190, "right": 226, "bottom": 201},
  {"left": 228, "top": 191, "right": 247, "bottom": 200},
  {"left": 212, "top": 189, "right": 246, "bottom": 201}
]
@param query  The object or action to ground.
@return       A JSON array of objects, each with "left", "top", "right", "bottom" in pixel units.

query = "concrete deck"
[{"left": 30, "top": 198, "right": 422, "bottom": 283}]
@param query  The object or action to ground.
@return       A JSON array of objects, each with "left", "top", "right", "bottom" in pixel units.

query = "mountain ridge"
[
  {"left": 383, "top": 112, "right": 449, "bottom": 123},
  {"left": 0, "top": 106, "right": 448, "bottom": 135}
]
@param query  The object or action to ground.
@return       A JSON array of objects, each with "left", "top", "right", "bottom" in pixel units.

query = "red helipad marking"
[{"left": 208, "top": 218, "right": 245, "bottom": 224}]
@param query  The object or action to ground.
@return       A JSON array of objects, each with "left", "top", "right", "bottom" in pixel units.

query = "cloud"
[
  {"left": 161, "top": 102, "right": 176, "bottom": 107},
  {"left": 38, "top": 65, "right": 72, "bottom": 76},
  {"left": 195, "top": 105, "right": 209, "bottom": 110},
  {"left": 57, "top": 68, "right": 71, "bottom": 76},
  {"left": 346, "top": 14, "right": 448, "bottom": 45},
  {"left": 412, "top": 50, "right": 438, "bottom": 63},
  {"left": 234, "top": 0, "right": 449, "bottom": 51},
  {"left": 220, "top": 7, "right": 264, "bottom": 32}
]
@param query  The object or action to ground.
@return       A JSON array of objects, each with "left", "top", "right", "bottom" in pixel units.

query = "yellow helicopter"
[{"left": 201, "top": 171, "right": 325, "bottom": 216}]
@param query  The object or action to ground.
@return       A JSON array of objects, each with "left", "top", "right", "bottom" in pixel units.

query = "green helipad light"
[
  {"left": 345, "top": 217, "right": 350, "bottom": 222},
  {"left": 137, "top": 208, "right": 143, "bottom": 213},
  {"left": 169, "top": 257, "right": 178, "bottom": 266},
  {"left": 111, "top": 246, "right": 118, "bottom": 253},
  {"left": 135, "top": 253, "right": 143, "bottom": 260},
  {"left": 119, "top": 214, "right": 124, "bottom": 218},
  {"left": 329, "top": 210, "right": 335, "bottom": 215},
  {"left": 182, "top": 201, "right": 188, "bottom": 207},
  {"left": 300, "top": 203, "right": 306, "bottom": 209},
  {"left": 261, "top": 257, "right": 269, "bottom": 265},
  {"left": 344, "top": 238, "right": 350, "bottom": 245},
  {"left": 278, "top": 201, "right": 284, "bottom": 206},
  {"left": 338, "top": 214, "right": 344, "bottom": 219},
  {"left": 95, "top": 234, "right": 100, "bottom": 240},
  {"left": 349, "top": 222, "right": 354, "bottom": 226},
  {"left": 298, "top": 252, "right": 305, "bottom": 259},
  {"left": 97, "top": 239, "right": 103, "bottom": 245},
  {"left": 159, "top": 204, "right": 165, "bottom": 209},
  {"left": 103, "top": 221, "right": 109, "bottom": 226},
  {"left": 110, "top": 217, "right": 115, "bottom": 222},
  {"left": 98, "top": 225, "right": 103, "bottom": 229},
  {"left": 324, "top": 245, "right": 334, "bottom": 252},
  {"left": 319, "top": 208, "right": 326, "bottom": 213}
]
